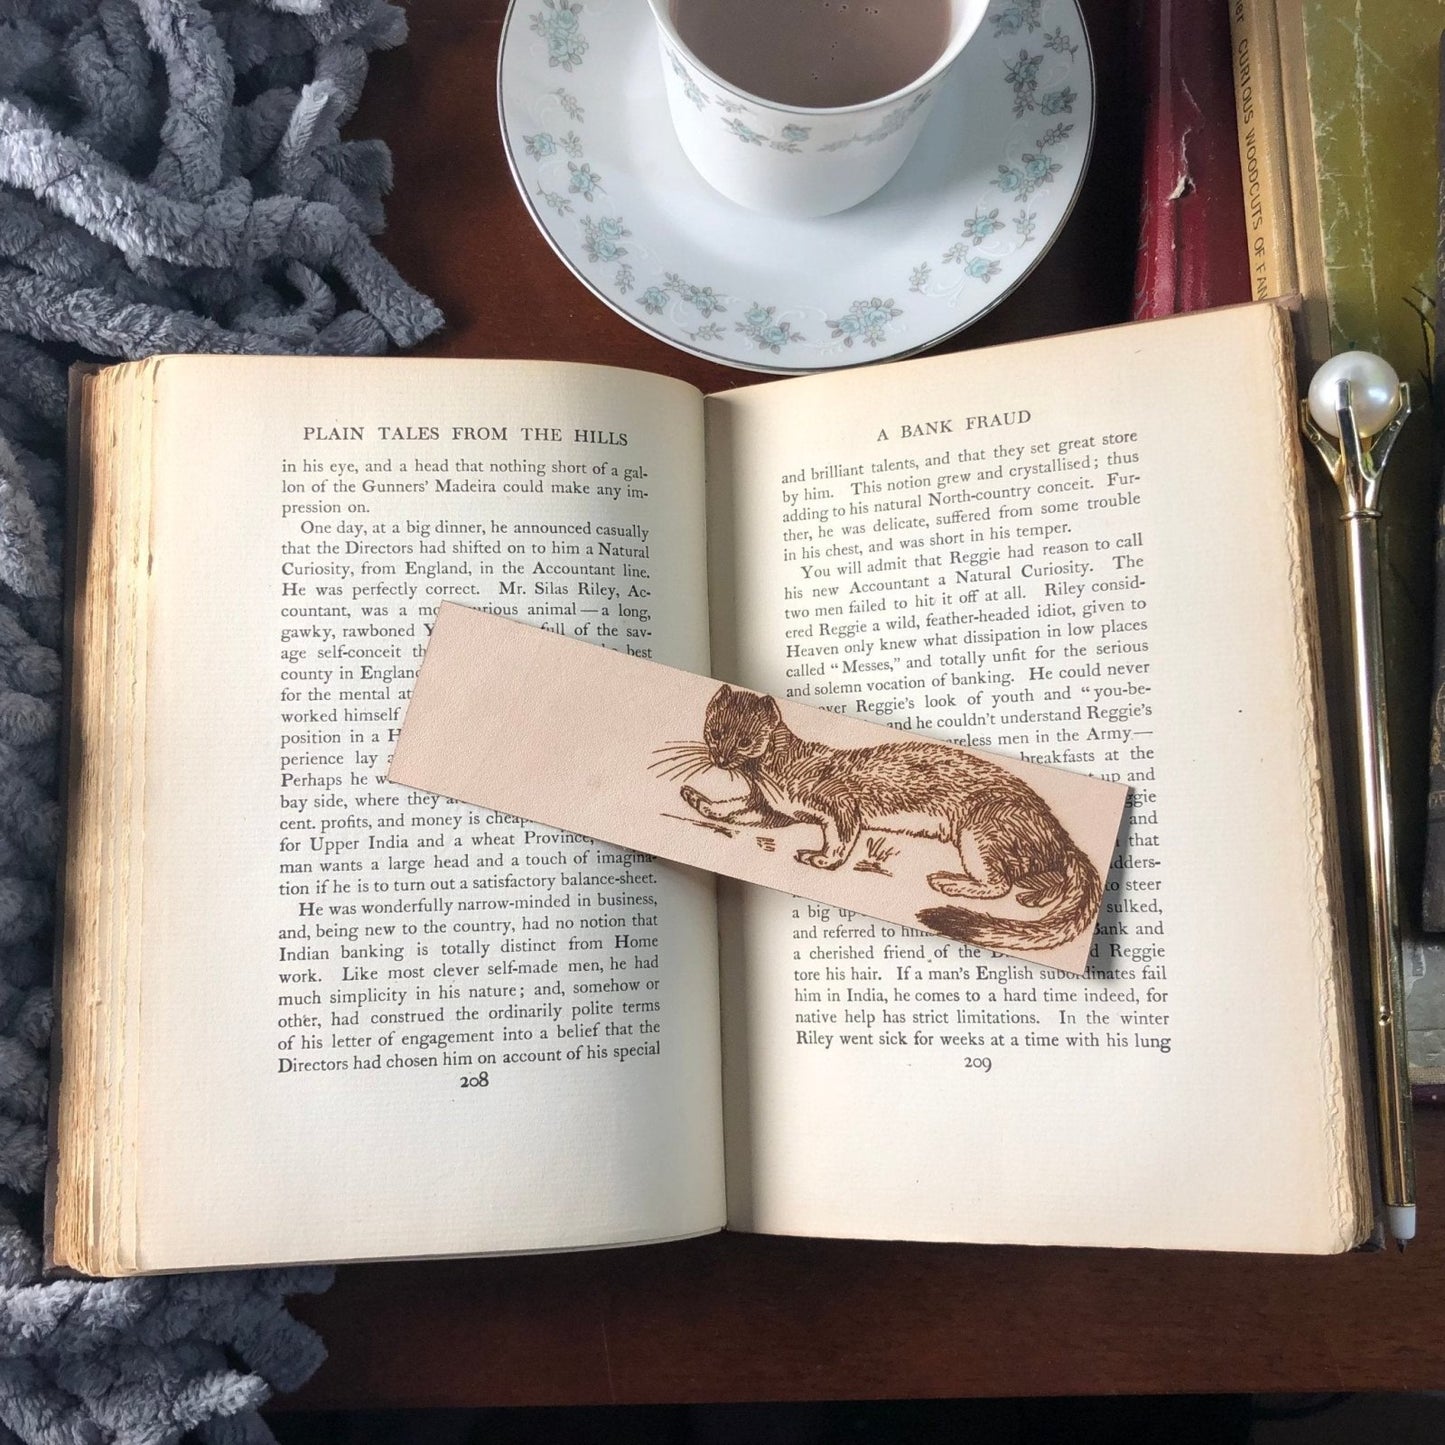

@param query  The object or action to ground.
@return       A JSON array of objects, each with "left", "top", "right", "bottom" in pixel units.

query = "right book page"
[{"left": 705, "top": 303, "right": 1370, "bottom": 1254}]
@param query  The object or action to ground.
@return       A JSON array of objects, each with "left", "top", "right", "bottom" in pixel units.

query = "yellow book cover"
[{"left": 1231, "top": 0, "right": 1445, "bottom": 1077}]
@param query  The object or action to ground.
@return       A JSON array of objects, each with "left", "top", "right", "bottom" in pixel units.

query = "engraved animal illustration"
[{"left": 652, "top": 685, "right": 1102, "bottom": 951}]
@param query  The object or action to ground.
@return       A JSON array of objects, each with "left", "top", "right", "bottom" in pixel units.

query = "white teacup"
[{"left": 646, "top": 0, "right": 990, "bottom": 218}]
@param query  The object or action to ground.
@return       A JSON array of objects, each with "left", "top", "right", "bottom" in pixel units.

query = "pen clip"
[{"left": 1299, "top": 379, "right": 1412, "bottom": 520}]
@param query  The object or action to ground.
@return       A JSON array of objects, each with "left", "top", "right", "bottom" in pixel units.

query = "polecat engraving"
[{"left": 651, "top": 684, "right": 1101, "bottom": 951}]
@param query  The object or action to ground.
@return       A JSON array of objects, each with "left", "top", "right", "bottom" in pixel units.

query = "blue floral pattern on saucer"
[
  {"left": 826, "top": 298, "right": 905, "bottom": 348},
  {"left": 498, "top": 0, "right": 1093, "bottom": 373},
  {"left": 530, "top": 0, "right": 588, "bottom": 70}
]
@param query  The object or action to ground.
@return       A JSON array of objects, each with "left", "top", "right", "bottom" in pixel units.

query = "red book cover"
[{"left": 1131, "top": 0, "right": 1252, "bottom": 318}]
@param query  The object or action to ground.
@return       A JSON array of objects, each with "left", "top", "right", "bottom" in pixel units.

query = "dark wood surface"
[
  {"left": 292, "top": 1115, "right": 1445, "bottom": 1407},
  {"left": 285, "top": 0, "right": 1445, "bottom": 1408}
]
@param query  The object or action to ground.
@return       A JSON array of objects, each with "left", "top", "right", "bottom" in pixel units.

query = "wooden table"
[
  {"left": 294, "top": 1115, "right": 1445, "bottom": 1406},
  {"left": 287, "top": 0, "right": 1445, "bottom": 1407}
]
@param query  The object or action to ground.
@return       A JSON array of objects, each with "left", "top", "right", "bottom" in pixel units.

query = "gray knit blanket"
[{"left": 0, "top": 2, "right": 443, "bottom": 1440}]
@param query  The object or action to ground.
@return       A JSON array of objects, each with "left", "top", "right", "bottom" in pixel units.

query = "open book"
[{"left": 52, "top": 303, "right": 1370, "bottom": 1275}]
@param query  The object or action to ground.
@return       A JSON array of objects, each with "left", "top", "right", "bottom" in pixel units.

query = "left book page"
[{"left": 54, "top": 356, "right": 725, "bottom": 1275}]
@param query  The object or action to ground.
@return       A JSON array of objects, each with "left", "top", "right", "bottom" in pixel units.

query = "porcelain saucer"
[{"left": 498, "top": 0, "right": 1093, "bottom": 374}]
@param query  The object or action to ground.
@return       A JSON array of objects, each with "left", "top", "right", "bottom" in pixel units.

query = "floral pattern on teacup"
[
  {"left": 668, "top": 51, "right": 710, "bottom": 110},
  {"left": 724, "top": 118, "right": 766, "bottom": 146},
  {"left": 819, "top": 89, "right": 934, "bottom": 153}
]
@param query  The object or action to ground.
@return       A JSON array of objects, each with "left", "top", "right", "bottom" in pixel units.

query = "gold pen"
[{"left": 1301, "top": 351, "right": 1416, "bottom": 1249}]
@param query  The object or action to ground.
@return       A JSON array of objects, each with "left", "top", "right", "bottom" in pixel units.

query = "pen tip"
[{"left": 1397, "top": 1238, "right": 1408, "bottom": 1254}]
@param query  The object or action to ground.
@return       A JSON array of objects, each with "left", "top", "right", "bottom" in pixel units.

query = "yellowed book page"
[
  {"left": 707, "top": 304, "right": 1367, "bottom": 1254},
  {"left": 126, "top": 357, "right": 723, "bottom": 1272}
]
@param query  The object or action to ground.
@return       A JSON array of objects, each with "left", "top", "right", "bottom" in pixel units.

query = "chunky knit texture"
[{"left": 0, "top": 2, "right": 442, "bottom": 1439}]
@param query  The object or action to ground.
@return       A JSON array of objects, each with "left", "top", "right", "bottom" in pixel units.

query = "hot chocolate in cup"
[{"left": 646, "top": 0, "right": 989, "bottom": 218}]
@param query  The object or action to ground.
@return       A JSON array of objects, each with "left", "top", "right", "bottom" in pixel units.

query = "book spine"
[
  {"left": 1131, "top": 0, "right": 1252, "bottom": 318},
  {"left": 1227, "top": 0, "right": 1298, "bottom": 302},
  {"left": 1423, "top": 32, "right": 1445, "bottom": 935},
  {"left": 1271, "top": 0, "right": 1334, "bottom": 367}
]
